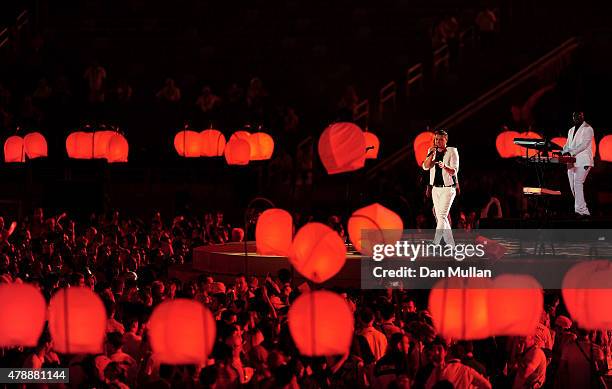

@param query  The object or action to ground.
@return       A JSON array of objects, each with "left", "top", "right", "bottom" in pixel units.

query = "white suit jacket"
[
  {"left": 422, "top": 146, "right": 459, "bottom": 186},
  {"left": 562, "top": 122, "right": 594, "bottom": 167}
]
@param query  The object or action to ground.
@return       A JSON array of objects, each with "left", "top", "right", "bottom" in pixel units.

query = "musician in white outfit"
[
  {"left": 562, "top": 112, "right": 594, "bottom": 217},
  {"left": 422, "top": 129, "right": 459, "bottom": 246}
]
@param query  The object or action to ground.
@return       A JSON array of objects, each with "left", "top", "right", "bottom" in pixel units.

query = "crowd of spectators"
[{"left": 0, "top": 206, "right": 610, "bottom": 388}]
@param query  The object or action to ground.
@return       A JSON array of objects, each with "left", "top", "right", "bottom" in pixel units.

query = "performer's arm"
[
  {"left": 566, "top": 126, "right": 594, "bottom": 156},
  {"left": 422, "top": 147, "right": 436, "bottom": 170}
]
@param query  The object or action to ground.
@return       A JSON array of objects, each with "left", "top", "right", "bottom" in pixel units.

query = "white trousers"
[
  {"left": 567, "top": 166, "right": 591, "bottom": 215},
  {"left": 432, "top": 186, "right": 456, "bottom": 246}
]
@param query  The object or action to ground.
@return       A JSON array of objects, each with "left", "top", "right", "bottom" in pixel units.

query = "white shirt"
[
  {"left": 422, "top": 147, "right": 460, "bottom": 186},
  {"left": 425, "top": 359, "right": 492, "bottom": 389},
  {"left": 563, "top": 122, "right": 594, "bottom": 167}
]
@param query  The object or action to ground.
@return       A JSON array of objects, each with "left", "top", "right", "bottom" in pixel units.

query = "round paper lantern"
[
  {"left": 600, "top": 135, "right": 612, "bottom": 162},
  {"left": 256, "top": 208, "right": 293, "bottom": 256},
  {"left": 93, "top": 130, "right": 116, "bottom": 158},
  {"left": 348, "top": 203, "right": 403, "bottom": 255},
  {"left": 288, "top": 291, "right": 354, "bottom": 356},
  {"left": 289, "top": 222, "right": 346, "bottom": 283},
  {"left": 562, "top": 260, "right": 612, "bottom": 329},
  {"left": 229, "top": 131, "right": 251, "bottom": 143},
  {"left": 249, "top": 132, "right": 275, "bottom": 160},
  {"left": 414, "top": 131, "right": 435, "bottom": 166},
  {"left": 552, "top": 137, "right": 597, "bottom": 157},
  {"left": 364, "top": 132, "right": 380, "bottom": 159},
  {"left": 496, "top": 131, "right": 522, "bottom": 158},
  {"left": 149, "top": 299, "right": 216, "bottom": 364},
  {"left": 106, "top": 133, "right": 129, "bottom": 163},
  {"left": 429, "top": 278, "right": 492, "bottom": 340},
  {"left": 66, "top": 132, "right": 95, "bottom": 159},
  {"left": 48, "top": 287, "right": 106, "bottom": 354},
  {"left": 174, "top": 130, "right": 202, "bottom": 157},
  {"left": 200, "top": 129, "right": 226, "bottom": 157},
  {"left": 224, "top": 138, "right": 251, "bottom": 165},
  {"left": 4, "top": 136, "right": 25, "bottom": 162},
  {"left": 318, "top": 122, "right": 366, "bottom": 174},
  {"left": 487, "top": 275, "right": 543, "bottom": 336},
  {"left": 0, "top": 283, "right": 46, "bottom": 347},
  {"left": 24, "top": 132, "right": 48, "bottom": 159}
]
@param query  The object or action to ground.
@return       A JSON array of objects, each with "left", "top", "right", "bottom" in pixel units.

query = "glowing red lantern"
[
  {"left": 289, "top": 222, "right": 346, "bottom": 283},
  {"left": 429, "top": 278, "right": 491, "bottom": 340},
  {"left": 600, "top": 135, "right": 612, "bottom": 162},
  {"left": 256, "top": 209, "right": 293, "bottom": 256},
  {"left": 562, "top": 260, "right": 612, "bottom": 329},
  {"left": 66, "top": 132, "right": 95, "bottom": 159},
  {"left": 149, "top": 299, "right": 216, "bottom": 364},
  {"left": 0, "top": 283, "right": 46, "bottom": 347},
  {"left": 229, "top": 131, "right": 252, "bottom": 143},
  {"left": 496, "top": 131, "right": 522, "bottom": 158},
  {"left": 4, "top": 136, "right": 25, "bottom": 162},
  {"left": 174, "top": 130, "right": 202, "bottom": 157},
  {"left": 24, "top": 132, "right": 48, "bottom": 159},
  {"left": 249, "top": 132, "right": 275, "bottom": 160},
  {"left": 224, "top": 138, "right": 251, "bottom": 165},
  {"left": 48, "top": 287, "right": 107, "bottom": 354},
  {"left": 348, "top": 203, "right": 403, "bottom": 255},
  {"left": 413, "top": 131, "right": 435, "bottom": 166},
  {"left": 318, "top": 122, "right": 366, "bottom": 174},
  {"left": 288, "top": 291, "right": 354, "bottom": 356},
  {"left": 551, "top": 137, "right": 567, "bottom": 149},
  {"left": 200, "top": 129, "right": 226, "bottom": 157},
  {"left": 364, "top": 132, "right": 380, "bottom": 159},
  {"left": 487, "top": 275, "right": 543, "bottom": 336},
  {"left": 91, "top": 131, "right": 115, "bottom": 158},
  {"left": 106, "top": 133, "right": 129, "bottom": 163}
]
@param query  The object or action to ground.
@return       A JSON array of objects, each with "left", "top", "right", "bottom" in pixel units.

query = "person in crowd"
[{"left": 156, "top": 78, "right": 181, "bottom": 103}]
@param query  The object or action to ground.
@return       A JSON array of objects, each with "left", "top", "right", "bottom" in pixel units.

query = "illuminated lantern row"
[
  {"left": 494, "top": 130, "right": 541, "bottom": 158},
  {"left": 0, "top": 283, "right": 47, "bottom": 347},
  {"left": 289, "top": 222, "right": 346, "bottom": 283},
  {"left": 364, "top": 132, "right": 380, "bottom": 159},
  {"left": 149, "top": 299, "right": 216, "bottom": 364},
  {"left": 413, "top": 131, "right": 435, "bottom": 166},
  {"left": 318, "top": 122, "right": 366, "bottom": 174},
  {"left": 600, "top": 135, "right": 612, "bottom": 162},
  {"left": 562, "top": 260, "right": 612, "bottom": 330},
  {"left": 225, "top": 138, "right": 251, "bottom": 165},
  {"left": 288, "top": 291, "right": 354, "bottom": 356},
  {"left": 348, "top": 203, "right": 403, "bottom": 256},
  {"left": 3, "top": 132, "right": 48, "bottom": 162},
  {"left": 66, "top": 131, "right": 129, "bottom": 162},
  {"left": 429, "top": 275, "right": 543, "bottom": 340},
  {"left": 48, "top": 287, "right": 107, "bottom": 354},
  {"left": 256, "top": 208, "right": 293, "bottom": 257},
  {"left": 174, "top": 129, "right": 274, "bottom": 161}
]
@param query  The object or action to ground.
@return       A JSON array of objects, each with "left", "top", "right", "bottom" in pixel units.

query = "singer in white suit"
[
  {"left": 562, "top": 112, "right": 594, "bottom": 217},
  {"left": 422, "top": 129, "right": 459, "bottom": 246}
]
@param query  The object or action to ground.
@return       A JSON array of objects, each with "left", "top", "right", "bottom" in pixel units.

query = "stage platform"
[{"left": 169, "top": 242, "right": 364, "bottom": 287}]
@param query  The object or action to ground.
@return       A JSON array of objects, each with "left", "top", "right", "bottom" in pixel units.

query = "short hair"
[
  {"left": 434, "top": 129, "right": 448, "bottom": 138},
  {"left": 359, "top": 308, "right": 375, "bottom": 324},
  {"left": 106, "top": 331, "right": 124, "bottom": 349}
]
